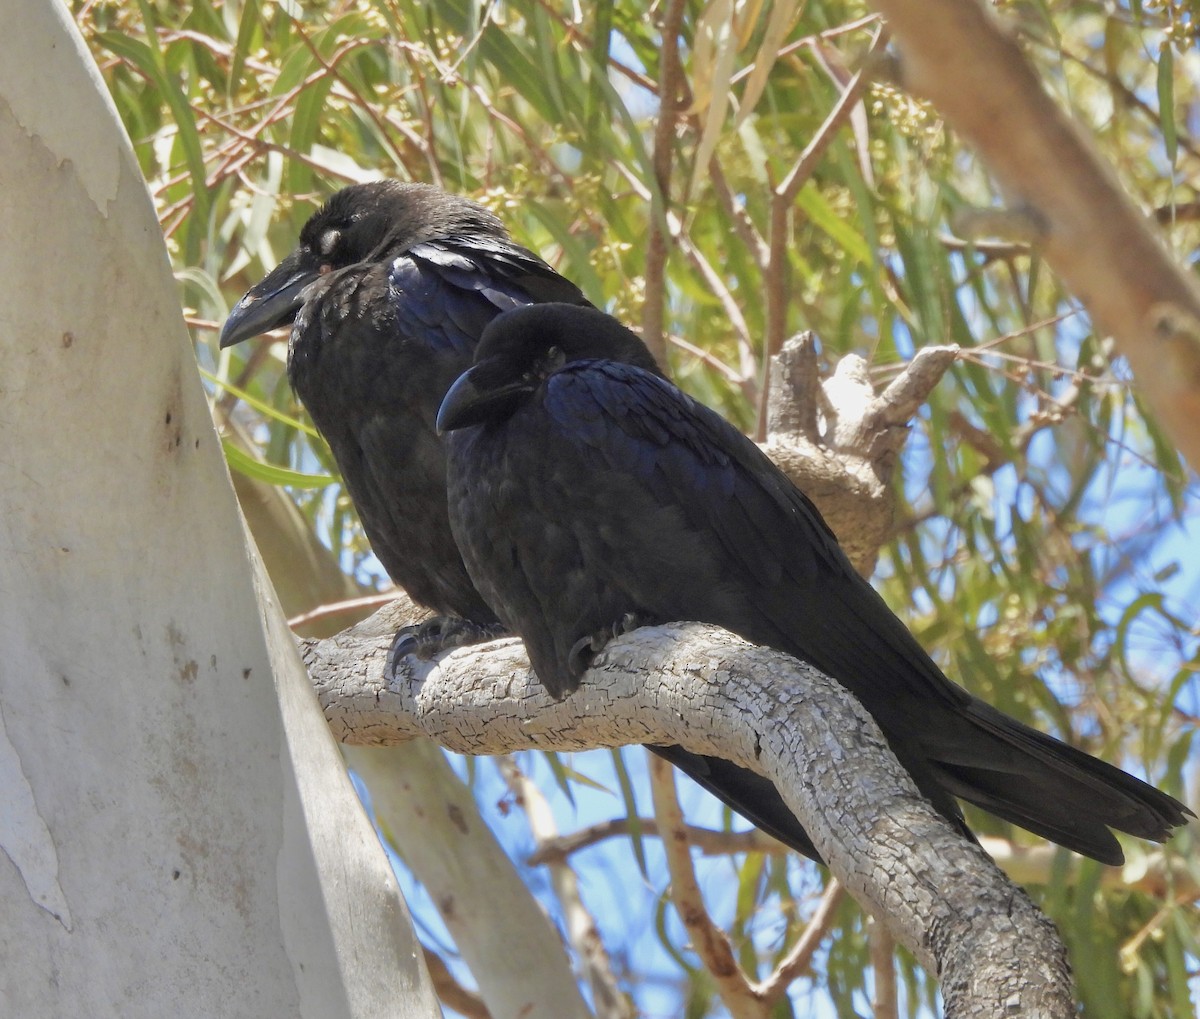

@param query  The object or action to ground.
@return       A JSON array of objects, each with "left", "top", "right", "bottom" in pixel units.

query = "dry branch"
[
  {"left": 764, "top": 334, "right": 958, "bottom": 575},
  {"left": 304, "top": 611, "right": 1073, "bottom": 1018},
  {"left": 497, "top": 757, "right": 634, "bottom": 1019},
  {"left": 648, "top": 757, "right": 765, "bottom": 1018},
  {"left": 528, "top": 816, "right": 786, "bottom": 863},
  {"left": 869, "top": 0, "right": 1200, "bottom": 473},
  {"left": 756, "top": 880, "right": 846, "bottom": 1002}
]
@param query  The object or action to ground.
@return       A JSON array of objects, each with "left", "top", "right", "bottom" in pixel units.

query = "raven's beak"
[
  {"left": 436, "top": 363, "right": 533, "bottom": 434},
  {"left": 219, "top": 253, "right": 317, "bottom": 349}
]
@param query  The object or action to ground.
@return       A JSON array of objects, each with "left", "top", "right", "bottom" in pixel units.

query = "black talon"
[
  {"left": 614, "top": 612, "right": 647, "bottom": 637},
  {"left": 567, "top": 632, "right": 603, "bottom": 681},
  {"left": 388, "top": 616, "right": 511, "bottom": 680},
  {"left": 567, "top": 613, "right": 653, "bottom": 683}
]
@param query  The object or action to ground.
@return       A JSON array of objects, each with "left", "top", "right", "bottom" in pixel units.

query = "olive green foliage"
[{"left": 76, "top": 1, "right": 1197, "bottom": 1015}]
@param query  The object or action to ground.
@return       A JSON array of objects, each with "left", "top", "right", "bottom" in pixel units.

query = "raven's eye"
[
  {"left": 529, "top": 346, "right": 565, "bottom": 380},
  {"left": 318, "top": 228, "right": 341, "bottom": 258}
]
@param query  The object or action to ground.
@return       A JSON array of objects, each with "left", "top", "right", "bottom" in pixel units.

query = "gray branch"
[
  {"left": 304, "top": 605, "right": 1072, "bottom": 1018},
  {"left": 866, "top": 0, "right": 1200, "bottom": 472},
  {"left": 765, "top": 334, "right": 958, "bottom": 575}
]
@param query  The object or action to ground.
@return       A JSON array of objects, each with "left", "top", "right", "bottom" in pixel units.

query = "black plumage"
[
  {"left": 438, "top": 302, "right": 1192, "bottom": 865},
  {"left": 220, "top": 182, "right": 820, "bottom": 857},
  {"left": 220, "top": 181, "right": 589, "bottom": 620}
]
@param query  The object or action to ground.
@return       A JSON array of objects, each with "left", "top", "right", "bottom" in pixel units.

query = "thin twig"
[
  {"left": 286, "top": 594, "right": 399, "bottom": 630},
  {"left": 528, "top": 815, "right": 788, "bottom": 865},
  {"left": 676, "top": 234, "right": 753, "bottom": 353},
  {"left": 776, "top": 25, "right": 890, "bottom": 207},
  {"left": 642, "top": 0, "right": 688, "bottom": 369},
  {"left": 666, "top": 333, "right": 752, "bottom": 389},
  {"left": 708, "top": 158, "right": 770, "bottom": 267},
  {"left": 759, "top": 26, "right": 890, "bottom": 438},
  {"left": 286, "top": 19, "right": 407, "bottom": 171},
  {"left": 756, "top": 880, "right": 845, "bottom": 1003},
  {"left": 648, "top": 757, "right": 766, "bottom": 1019},
  {"left": 498, "top": 756, "right": 634, "bottom": 1019}
]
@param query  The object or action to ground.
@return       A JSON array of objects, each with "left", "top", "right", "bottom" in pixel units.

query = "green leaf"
[
  {"left": 540, "top": 751, "right": 577, "bottom": 807},
  {"left": 795, "top": 182, "right": 872, "bottom": 266},
  {"left": 221, "top": 439, "right": 334, "bottom": 489},
  {"left": 1157, "top": 42, "right": 1177, "bottom": 168},
  {"left": 610, "top": 748, "right": 648, "bottom": 877},
  {"left": 200, "top": 368, "right": 320, "bottom": 438},
  {"left": 230, "top": 0, "right": 262, "bottom": 92},
  {"left": 97, "top": 30, "right": 210, "bottom": 259}
]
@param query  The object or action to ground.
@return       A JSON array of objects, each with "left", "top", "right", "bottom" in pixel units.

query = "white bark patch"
[
  {"left": 0, "top": 5, "right": 121, "bottom": 212},
  {"left": 0, "top": 700, "right": 72, "bottom": 930}
]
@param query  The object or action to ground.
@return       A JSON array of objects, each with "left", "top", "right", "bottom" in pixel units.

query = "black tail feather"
[
  {"left": 649, "top": 745, "right": 825, "bottom": 862},
  {"left": 928, "top": 698, "right": 1192, "bottom": 865}
]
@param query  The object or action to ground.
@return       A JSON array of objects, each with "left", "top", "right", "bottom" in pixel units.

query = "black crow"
[
  {"left": 220, "top": 181, "right": 589, "bottom": 623},
  {"left": 438, "top": 302, "right": 1192, "bottom": 865},
  {"left": 220, "top": 183, "right": 822, "bottom": 858}
]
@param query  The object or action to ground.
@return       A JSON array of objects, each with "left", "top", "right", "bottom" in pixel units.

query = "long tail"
[{"left": 926, "top": 697, "right": 1192, "bottom": 865}]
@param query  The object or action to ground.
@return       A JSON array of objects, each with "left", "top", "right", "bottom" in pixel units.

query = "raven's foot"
[
  {"left": 387, "top": 617, "right": 510, "bottom": 679},
  {"left": 567, "top": 612, "right": 649, "bottom": 681}
]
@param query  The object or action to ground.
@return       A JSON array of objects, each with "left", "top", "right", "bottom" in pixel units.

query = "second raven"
[{"left": 438, "top": 302, "right": 1192, "bottom": 865}]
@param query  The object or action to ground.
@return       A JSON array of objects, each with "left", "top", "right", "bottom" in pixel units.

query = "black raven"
[
  {"left": 438, "top": 302, "right": 1192, "bottom": 865},
  {"left": 220, "top": 181, "right": 589, "bottom": 622},
  {"left": 219, "top": 182, "right": 822, "bottom": 858}
]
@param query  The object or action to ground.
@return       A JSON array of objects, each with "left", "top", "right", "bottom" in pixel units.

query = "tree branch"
[
  {"left": 759, "top": 25, "right": 890, "bottom": 438},
  {"left": 497, "top": 756, "right": 634, "bottom": 1019},
  {"left": 869, "top": 919, "right": 899, "bottom": 1019},
  {"left": 868, "top": 0, "right": 1200, "bottom": 474},
  {"left": 648, "top": 757, "right": 765, "bottom": 1018},
  {"left": 528, "top": 820, "right": 1195, "bottom": 899},
  {"left": 527, "top": 816, "right": 787, "bottom": 863},
  {"left": 756, "top": 880, "right": 846, "bottom": 1003},
  {"left": 764, "top": 333, "right": 959, "bottom": 575},
  {"left": 641, "top": 0, "right": 687, "bottom": 369},
  {"left": 304, "top": 609, "right": 1073, "bottom": 1018}
]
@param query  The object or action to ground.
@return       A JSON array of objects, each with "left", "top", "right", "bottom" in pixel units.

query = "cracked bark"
[{"left": 305, "top": 617, "right": 1073, "bottom": 1018}]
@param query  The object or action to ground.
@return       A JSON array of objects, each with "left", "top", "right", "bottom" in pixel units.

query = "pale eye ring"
[
  {"left": 318, "top": 228, "right": 341, "bottom": 257},
  {"left": 543, "top": 346, "right": 565, "bottom": 373}
]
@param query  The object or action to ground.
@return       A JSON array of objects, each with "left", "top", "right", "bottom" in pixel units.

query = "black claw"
[
  {"left": 568, "top": 633, "right": 601, "bottom": 680},
  {"left": 387, "top": 616, "right": 511, "bottom": 680},
  {"left": 568, "top": 613, "right": 652, "bottom": 681},
  {"left": 615, "top": 611, "right": 646, "bottom": 637},
  {"left": 386, "top": 626, "right": 422, "bottom": 680}
]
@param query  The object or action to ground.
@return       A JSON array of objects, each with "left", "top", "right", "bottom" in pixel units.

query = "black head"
[
  {"left": 219, "top": 181, "right": 507, "bottom": 349},
  {"left": 436, "top": 303, "right": 661, "bottom": 433}
]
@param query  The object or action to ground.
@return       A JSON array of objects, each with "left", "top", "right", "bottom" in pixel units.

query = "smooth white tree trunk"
[{"left": 0, "top": 5, "right": 441, "bottom": 1016}]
